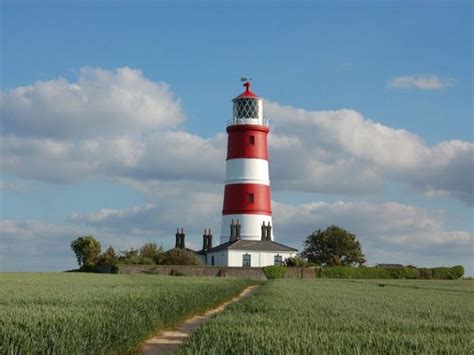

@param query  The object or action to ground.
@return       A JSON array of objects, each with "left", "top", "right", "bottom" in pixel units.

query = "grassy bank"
[
  {"left": 177, "top": 279, "right": 474, "bottom": 354},
  {"left": 0, "top": 273, "right": 253, "bottom": 354}
]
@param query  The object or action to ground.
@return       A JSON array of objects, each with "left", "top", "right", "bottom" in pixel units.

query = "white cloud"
[
  {"left": 1, "top": 132, "right": 225, "bottom": 184},
  {"left": 0, "top": 68, "right": 472, "bottom": 204},
  {"left": 266, "top": 102, "right": 474, "bottom": 204},
  {"left": 387, "top": 74, "right": 455, "bottom": 90},
  {"left": 6, "top": 194, "right": 470, "bottom": 272},
  {"left": 69, "top": 190, "right": 474, "bottom": 267},
  {"left": 272, "top": 200, "right": 473, "bottom": 272},
  {"left": 0, "top": 67, "right": 184, "bottom": 139}
]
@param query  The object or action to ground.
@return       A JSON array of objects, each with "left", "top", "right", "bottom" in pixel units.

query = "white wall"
[
  {"left": 227, "top": 250, "right": 296, "bottom": 267},
  {"left": 205, "top": 249, "right": 296, "bottom": 267},
  {"left": 204, "top": 250, "right": 228, "bottom": 266}
]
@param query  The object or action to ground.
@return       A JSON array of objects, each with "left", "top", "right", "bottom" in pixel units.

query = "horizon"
[{"left": 0, "top": 1, "right": 472, "bottom": 275}]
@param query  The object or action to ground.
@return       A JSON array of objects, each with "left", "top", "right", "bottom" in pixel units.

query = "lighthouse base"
[{"left": 220, "top": 214, "right": 273, "bottom": 245}]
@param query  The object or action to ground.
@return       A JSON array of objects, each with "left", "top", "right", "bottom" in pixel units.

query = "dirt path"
[{"left": 139, "top": 285, "right": 260, "bottom": 355}]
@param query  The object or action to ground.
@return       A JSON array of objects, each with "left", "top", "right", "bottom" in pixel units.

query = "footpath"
[{"left": 139, "top": 285, "right": 261, "bottom": 355}]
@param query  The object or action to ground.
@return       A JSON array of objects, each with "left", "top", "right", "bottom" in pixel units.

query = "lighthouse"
[
  {"left": 192, "top": 80, "right": 297, "bottom": 267},
  {"left": 193, "top": 80, "right": 297, "bottom": 268},
  {"left": 220, "top": 81, "right": 273, "bottom": 244}
]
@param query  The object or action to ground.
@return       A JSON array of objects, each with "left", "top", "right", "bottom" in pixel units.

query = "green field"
[
  {"left": 0, "top": 273, "right": 253, "bottom": 354},
  {"left": 177, "top": 279, "right": 474, "bottom": 354},
  {"left": 2, "top": 274, "right": 472, "bottom": 355}
]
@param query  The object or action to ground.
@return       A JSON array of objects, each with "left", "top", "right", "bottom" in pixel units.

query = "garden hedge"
[
  {"left": 263, "top": 265, "right": 288, "bottom": 279},
  {"left": 317, "top": 265, "right": 464, "bottom": 279}
]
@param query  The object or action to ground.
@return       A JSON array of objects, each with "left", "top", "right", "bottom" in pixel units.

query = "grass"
[
  {"left": 0, "top": 273, "right": 254, "bottom": 354},
  {"left": 176, "top": 279, "right": 474, "bottom": 354}
]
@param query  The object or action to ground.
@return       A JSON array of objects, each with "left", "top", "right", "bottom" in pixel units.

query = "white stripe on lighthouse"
[
  {"left": 220, "top": 214, "right": 273, "bottom": 244},
  {"left": 225, "top": 158, "right": 269, "bottom": 185}
]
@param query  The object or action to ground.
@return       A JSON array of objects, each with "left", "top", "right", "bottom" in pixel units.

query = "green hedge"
[
  {"left": 263, "top": 265, "right": 287, "bottom": 279},
  {"left": 318, "top": 265, "right": 464, "bottom": 279}
]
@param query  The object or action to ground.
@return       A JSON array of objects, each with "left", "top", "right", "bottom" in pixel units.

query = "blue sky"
[{"left": 1, "top": 1, "right": 473, "bottom": 273}]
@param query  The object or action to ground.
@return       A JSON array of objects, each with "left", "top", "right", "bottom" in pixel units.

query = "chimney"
[
  {"left": 179, "top": 228, "right": 185, "bottom": 249},
  {"left": 261, "top": 222, "right": 267, "bottom": 241},
  {"left": 266, "top": 222, "right": 272, "bottom": 241},
  {"left": 202, "top": 229, "right": 208, "bottom": 251},
  {"left": 175, "top": 228, "right": 180, "bottom": 248},
  {"left": 208, "top": 229, "right": 213, "bottom": 249},
  {"left": 230, "top": 219, "right": 236, "bottom": 242},
  {"left": 236, "top": 219, "right": 241, "bottom": 240}
]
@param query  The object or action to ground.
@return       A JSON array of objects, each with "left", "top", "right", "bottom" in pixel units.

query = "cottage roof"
[{"left": 205, "top": 239, "right": 297, "bottom": 253}]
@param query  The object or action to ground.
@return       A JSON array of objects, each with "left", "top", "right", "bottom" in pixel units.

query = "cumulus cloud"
[
  {"left": 5, "top": 194, "right": 470, "bottom": 272},
  {"left": 0, "top": 219, "right": 81, "bottom": 271},
  {"left": 0, "top": 217, "right": 187, "bottom": 272},
  {"left": 1, "top": 68, "right": 472, "bottom": 204},
  {"left": 1, "top": 132, "right": 225, "bottom": 184},
  {"left": 387, "top": 74, "right": 455, "bottom": 90},
  {"left": 72, "top": 183, "right": 222, "bottom": 237},
  {"left": 273, "top": 201, "right": 472, "bottom": 255},
  {"left": 266, "top": 102, "right": 474, "bottom": 204},
  {"left": 0, "top": 67, "right": 184, "bottom": 139},
  {"left": 69, "top": 186, "right": 473, "bottom": 267}
]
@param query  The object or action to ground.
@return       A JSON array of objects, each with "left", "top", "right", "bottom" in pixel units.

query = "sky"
[{"left": 0, "top": 1, "right": 473, "bottom": 274}]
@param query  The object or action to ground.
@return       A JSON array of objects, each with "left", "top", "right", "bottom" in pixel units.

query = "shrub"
[
  {"left": 284, "top": 256, "right": 314, "bottom": 268},
  {"left": 319, "top": 265, "right": 464, "bottom": 279},
  {"left": 263, "top": 265, "right": 287, "bottom": 279},
  {"left": 416, "top": 268, "right": 432, "bottom": 279},
  {"left": 161, "top": 248, "right": 202, "bottom": 265},
  {"left": 431, "top": 265, "right": 464, "bottom": 280},
  {"left": 451, "top": 265, "right": 465, "bottom": 279}
]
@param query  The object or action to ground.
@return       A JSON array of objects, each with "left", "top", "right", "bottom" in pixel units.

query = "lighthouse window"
[
  {"left": 233, "top": 98, "right": 259, "bottom": 119},
  {"left": 242, "top": 254, "right": 251, "bottom": 267},
  {"left": 249, "top": 136, "right": 255, "bottom": 145},
  {"left": 248, "top": 193, "right": 254, "bottom": 203}
]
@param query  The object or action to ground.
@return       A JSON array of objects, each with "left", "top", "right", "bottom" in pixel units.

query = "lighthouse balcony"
[{"left": 227, "top": 117, "right": 269, "bottom": 127}]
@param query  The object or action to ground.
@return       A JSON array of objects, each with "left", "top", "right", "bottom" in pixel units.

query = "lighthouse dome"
[{"left": 230, "top": 82, "right": 267, "bottom": 126}]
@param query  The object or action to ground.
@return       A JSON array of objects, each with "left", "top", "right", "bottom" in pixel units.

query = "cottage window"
[
  {"left": 274, "top": 255, "right": 283, "bottom": 266},
  {"left": 242, "top": 254, "right": 251, "bottom": 267},
  {"left": 211, "top": 256, "right": 215, "bottom": 266}
]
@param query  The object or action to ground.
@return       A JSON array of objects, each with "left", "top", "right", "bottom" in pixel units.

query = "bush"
[
  {"left": 451, "top": 265, "right": 465, "bottom": 279},
  {"left": 431, "top": 265, "right": 464, "bottom": 280},
  {"left": 319, "top": 266, "right": 386, "bottom": 279},
  {"left": 263, "top": 265, "right": 287, "bottom": 279},
  {"left": 319, "top": 265, "right": 464, "bottom": 279},
  {"left": 284, "top": 256, "right": 314, "bottom": 268},
  {"left": 416, "top": 268, "right": 432, "bottom": 279},
  {"left": 161, "top": 248, "right": 202, "bottom": 266}
]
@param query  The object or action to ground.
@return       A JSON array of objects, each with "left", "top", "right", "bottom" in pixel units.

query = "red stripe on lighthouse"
[
  {"left": 222, "top": 183, "right": 272, "bottom": 215},
  {"left": 226, "top": 125, "right": 269, "bottom": 160}
]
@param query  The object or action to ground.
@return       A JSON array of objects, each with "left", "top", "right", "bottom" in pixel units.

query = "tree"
[
  {"left": 161, "top": 248, "right": 202, "bottom": 265},
  {"left": 71, "top": 235, "right": 102, "bottom": 268},
  {"left": 140, "top": 242, "right": 164, "bottom": 263},
  {"left": 301, "top": 225, "right": 366, "bottom": 267},
  {"left": 98, "top": 246, "right": 118, "bottom": 265}
]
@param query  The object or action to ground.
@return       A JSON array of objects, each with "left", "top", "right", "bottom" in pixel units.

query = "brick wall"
[{"left": 116, "top": 265, "right": 315, "bottom": 280}]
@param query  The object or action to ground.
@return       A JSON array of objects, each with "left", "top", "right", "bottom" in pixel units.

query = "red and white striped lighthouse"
[{"left": 220, "top": 81, "right": 273, "bottom": 244}]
